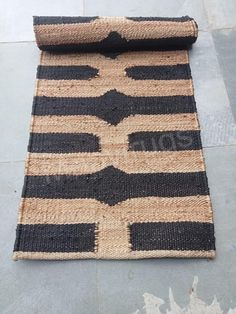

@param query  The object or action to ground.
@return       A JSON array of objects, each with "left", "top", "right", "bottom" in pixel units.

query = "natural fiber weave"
[{"left": 13, "top": 16, "right": 215, "bottom": 260}]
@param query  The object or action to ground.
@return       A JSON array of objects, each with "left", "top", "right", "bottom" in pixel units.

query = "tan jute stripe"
[
  {"left": 18, "top": 196, "right": 213, "bottom": 225},
  {"left": 31, "top": 114, "right": 199, "bottom": 134},
  {"left": 26, "top": 150, "right": 205, "bottom": 175},
  {"left": 97, "top": 221, "right": 131, "bottom": 256},
  {"left": 13, "top": 250, "right": 216, "bottom": 261},
  {"left": 37, "top": 78, "right": 193, "bottom": 98},
  {"left": 40, "top": 50, "right": 188, "bottom": 67}
]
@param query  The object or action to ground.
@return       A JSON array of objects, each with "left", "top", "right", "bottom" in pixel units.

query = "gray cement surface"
[{"left": 0, "top": 1, "right": 236, "bottom": 313}]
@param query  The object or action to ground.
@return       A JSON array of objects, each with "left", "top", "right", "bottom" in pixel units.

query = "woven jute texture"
[{"left": 13, "top": 16, "right": 215, "bottom": 260}]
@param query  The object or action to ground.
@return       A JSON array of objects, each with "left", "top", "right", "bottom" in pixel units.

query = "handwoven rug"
[{"left": 13, "top": 16, "right": 215, "bottom": 260}]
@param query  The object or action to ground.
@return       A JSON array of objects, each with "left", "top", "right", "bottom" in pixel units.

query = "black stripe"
[
  {"left": 28, "top": 133, "right": 100, "bottom": 153},
  {"left": 33, "top": 16, "right": 193, "bottom": 25},
  {"left": 101, "top": 52, "right": 122, "bottom": 59},
  {"left": 23, "top": 166, "right": 209, "bottom": 205},
  {"left": 33, "top": 90, "right": 196, "bottom": 125},
  {"left": 129, "top": 131, "right": 202, "bottom": 151},
  {"left": 34, "top": 16, "right": 98, "bottom": 25},
  {"left": 125, "top": 64, "right": 191, "bottom": 80},
  {"left": 38, "top": 32, "right": 197, "bottom": 53},
  {"left": 130, "top": 222, "right": 215, "bottom": 251},
  {"left": 127, "top": 16, "right": 194, "bottom": 22},
  {"left": 14, "top": 223, "right": 96, "bottom": 252},
  {"left": 37, "top": 65, "right": 98, "bottom": 80}
]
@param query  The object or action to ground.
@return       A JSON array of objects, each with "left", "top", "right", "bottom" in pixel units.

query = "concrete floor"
[{"left": 0, "top": 1, "right": 236, "bottom": 313}]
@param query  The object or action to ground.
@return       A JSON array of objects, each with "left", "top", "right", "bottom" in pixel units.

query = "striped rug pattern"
[{"left": 13, "top": 16, "right": 215, "bottom": 260}]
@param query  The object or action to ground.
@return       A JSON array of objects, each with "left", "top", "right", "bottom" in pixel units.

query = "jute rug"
[{"left": 13, "top": 16, "right": 215, "bottom": 260}]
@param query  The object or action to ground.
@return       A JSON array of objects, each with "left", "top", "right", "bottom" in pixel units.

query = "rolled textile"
[{"left": 34, "top": 16, "right": 198, "bottom": 52}]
